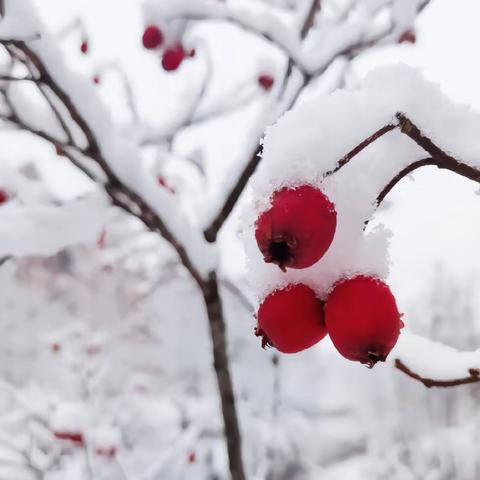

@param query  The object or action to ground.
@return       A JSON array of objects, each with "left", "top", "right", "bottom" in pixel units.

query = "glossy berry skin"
[
  {"left": 325, "top": 276, "right": 403, "bottom": 367},
  {"left": 142, "top": 25, "right": 164, "bottom": 49},
  {"left": 161, "top": 44, "right": 186, "bottom": 71},
  {"left": 255, "top": 185, "right": 337, "bottom": 271},
  {"left": 258, "top": 74, "right": 274, "bottom": 91},
  {"left": 255, "top": 284, "right": 327, "bottom": 354}
]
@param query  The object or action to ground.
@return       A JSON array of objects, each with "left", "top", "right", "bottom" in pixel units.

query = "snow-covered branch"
[
  {"left": 393, "top": 333, "right": 480, "bottom": 388},
  {"left": 0, "top": 3, "right": 215, "bottom": 284},
  {"left": 246, "top": 65, "right": 480, "bottom": 387}
]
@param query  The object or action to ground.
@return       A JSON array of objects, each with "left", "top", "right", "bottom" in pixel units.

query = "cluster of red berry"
[
  {"left": 142, "top": 25, "right": 195, "bottom": 72},
  {"left": 254, "top": 185, "right": 403, "bottom": 367},
  {"left": 142, "top": 24, "right": 275, "bottom": 89}
]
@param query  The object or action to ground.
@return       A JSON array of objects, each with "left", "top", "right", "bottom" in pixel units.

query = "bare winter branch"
[
  {"left": 324, "top": 124, "right": 397, "bottom": 177},
  {"left": 301, "top": 0, "right": 321, "bottom": 39},
  {"left": 2, "top": 39, "right": 205, "bottom": 287},
  {"left": 395, "top": 359, "right": 480, "bottom": 388}
]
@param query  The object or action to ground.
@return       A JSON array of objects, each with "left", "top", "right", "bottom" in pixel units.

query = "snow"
[
  {"left": 245, "top": 65, "right": 480, "bottom": 302},
  {"left": 392, "top": 332, "right": 480, "bottom": 381},
  {"left": 0, "top": 0, "right": 479, "bottom": 478},
  {"left": 0, "top": 0, "right": 218, "bottom": 276},
  {"left": 0, "top": 191, "right": 109, "bottom": 257}
]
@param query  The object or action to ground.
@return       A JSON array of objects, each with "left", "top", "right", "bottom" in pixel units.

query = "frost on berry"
[
  {"left": 325, "top": 275, "right": 403, "bottom": 367},
  {"left": 255, "top": 185, "right": 337, "bottom": 271},
  {"left": 256, "top": 284, "right": 327, "bottom": 354},
  {"left": 142, "top": 25, "right": 164, "bottom": 50}
]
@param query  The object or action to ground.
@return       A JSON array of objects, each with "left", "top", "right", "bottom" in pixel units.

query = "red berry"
[
  {"left": 325, "top": 276, "right": 403, "bottom": 367},
  {"left": 187, "top": 451, "right": 196, "bottom": 464},
  {"left": 255, "top": 284, "right": 327, "bottom": 354},
  {"left": 54, "top": 431, "right": 84, "bottom": 446},
  {"left": 97, "top": 229, "right": 107, "bottom": 249},
  {"left": 55, "top": 145, "right": 65, "bottom": 157},
  {"left": 80, "top": 40, "right": 88, "bottom": 54},
  {"left": 96, "top": 447, "right": 116, "bottom": 459},
  {"left": 255, "top": 185, "right": 336, "bottom": 271},
  {"left": 161, "top": 45, "right": 186, "bottom": 71},
  {"left": 142, "top": 25, "right": 164, "bottom": 50},
  {"left": 92, "top": 75, "right": 100, "bottom": 85},
  {"left": 0, "top": 189, "right": 9, "bottom": 204},
  {"left": 398, "top": 29, "right": 416, "bottom": 44},
  {"left": 51, "top": 343, "right": 61, "bottom": 353},
  {"left": 258, "top": 74, "right": 274, "bottom": 91},
  {"left": 158, "top": 176, "right": 176, "bottom": 194}
]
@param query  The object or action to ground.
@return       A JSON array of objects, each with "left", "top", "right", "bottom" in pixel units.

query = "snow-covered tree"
[{"left": 0, "top": 0, "right": 478, "bottom": 479}]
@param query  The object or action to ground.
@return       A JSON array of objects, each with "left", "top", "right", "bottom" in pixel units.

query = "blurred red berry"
[
  {"left": 92, "top": 75, "right": 100, "bottom": 85},
  {"left": 55, "top": 145, "right": 65, "bottom": 157},
  {"left": 255, "top": 185, "right": 337, "bottom": 271},
  {"left": 0, "top": 189, "right": 9, "bottom": 205},
  {"left": 161, "top": 45, "right": 186, "bottom": 71},
  {"left": 325, "top": 276, "right": 403, "bottom": 367},
  {"left": 158, "top": 176, "right": 176, "bottom": 194},
  {"left": 142, "top": 25, "right": 164, "bottom": 49},
  {"left": 399, "top": 29, "right": 416, "bottom": 44},
  {"left": 54, "top": 431, "right": 84, "bottom": 446},
  {"left": 80, "top": 40, "right": 88, "bottom": 54},
  {"left": 256, "top": 284, "right": 327, "bottom": 354},
  {"left": 97, "top": 229, "right": 107, "bottom": 249},
  {"left": 258, "top": 74, "right": 274, "bottom": 91},
  {"left": 187, "top": 451, "right": 196, "bottom": 464},
  {"left": 96, "top": 447, "right": 116, "bottom": 459},
  {"left": 51, "top": 343, "right": 61, "bottom": 353}
]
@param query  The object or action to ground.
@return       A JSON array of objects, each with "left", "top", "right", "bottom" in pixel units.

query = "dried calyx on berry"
[
  {"left": 325, "top": 275, "right": 403, "bottom": 367},
  {"left": 255, "top": 185, "right": 337, "bottom": 271},
  {"left": 255, "top": 284, "right": 327, "bottom": 354}
]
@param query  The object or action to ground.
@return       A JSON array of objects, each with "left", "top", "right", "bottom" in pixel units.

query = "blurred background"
[{"left": 0, "top": 0, "right": 479, "bottom": 478}]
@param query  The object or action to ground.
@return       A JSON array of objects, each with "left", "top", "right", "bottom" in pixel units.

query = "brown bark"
[{"left": 203, "top": 273, "right": 246, "bottom": 480}]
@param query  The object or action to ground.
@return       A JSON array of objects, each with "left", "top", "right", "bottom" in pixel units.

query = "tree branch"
[
  {"left": 324, "top": 123, "right": 397, "bottom": 177},
  {"left": 396, "top": 112, "right": 480, "bottom": 182},
  {"left": 395, "top": 359, "right": 480, "bottom": 388},
  {"left": 204, "top": 143, "right": 263, "bottom": 242},
  {"left": 3, "top": 39, "right": 205, "bottom": 287},
  {"left": 300, "top": 0, "right": 321, "bottom": 40},
  {"left": 375, "top": 157, "right": 436, "bottom": 206}
]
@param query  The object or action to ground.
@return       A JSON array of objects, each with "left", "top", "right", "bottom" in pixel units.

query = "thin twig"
[
  {"left": 375, "top": 157, "right": 436, "bottom": 206},
  {"left": 3, "top": 40, "right": 205, "bottom": 287},
  {"left": 301, "top": 0, "right": 321, "bottom": 39},
  {"left": 395, "top": 359, "right": 480, "bottom": 388},
  {"left": 0, "top": 75, "right": 40, "bottom": 82},
  {"left": 324, "top": 124, "right": 397, "bottom": 177}
]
